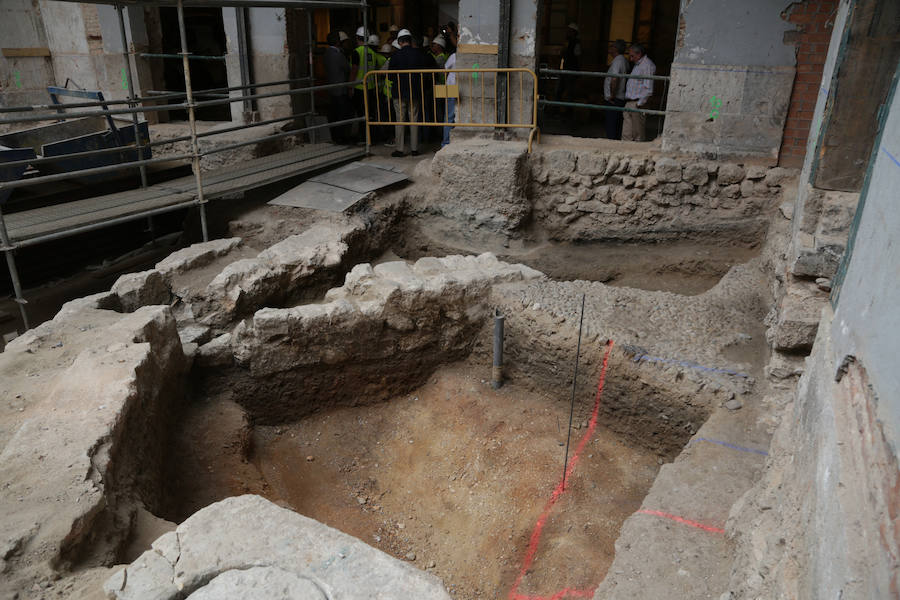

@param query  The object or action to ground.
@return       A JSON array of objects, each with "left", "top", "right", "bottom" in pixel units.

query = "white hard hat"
[
  {"left": 356, "top": 26, "right": 366, "bottom": 38},
  {"left": 338, "top": 31, "right": 349, "bottom": 42},
  {"left": 389, "top": 24, "right": 399, "bottom": 32},
  {"left": 368, "top": 34, "right": 380, "bottom": 46},
  {"left": 432, "top": 35, "right": 446, "bottom": 48},
  {"left": 380, "top": 43, "right": 392, "bottom": 53},
  {"left": 391, "top": 39, "right": 401, "bottom": 50},
  {"left": 567, "top": 22, "right": 579, "bottom": 32},
  {"left": 397, "top": 28, "right": 412, "bottom": 39}
]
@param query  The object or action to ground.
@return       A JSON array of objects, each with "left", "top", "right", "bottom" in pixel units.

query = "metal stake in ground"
[{"left": 562, "top": 293, "right": 586, "bottom": 491}]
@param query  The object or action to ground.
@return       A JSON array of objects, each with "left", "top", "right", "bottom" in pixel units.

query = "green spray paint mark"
[
  {"left": 709, "top": 96, "right": 722, "bottom": 120},
  {"left": 120, "top": 68, "right": 128, "bottom": 90},
  {"left": 472, "top": 63, "right": 480, "bottom": 81},
  {"left": 13, "top": 72, "right": 22, "bottom": 89}
]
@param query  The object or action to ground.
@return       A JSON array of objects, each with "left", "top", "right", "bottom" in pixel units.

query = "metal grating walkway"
[{"left": 5, "top": 143, "right": 364, "bottom": 247}]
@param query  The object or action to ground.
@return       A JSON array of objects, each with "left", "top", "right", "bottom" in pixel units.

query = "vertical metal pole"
[
  {"left": 236, "top": 7, "right": 254, "bottom": 121},
  {"left": 562, "top": 294, "right": 586, "bottom": 491},
  {"left": 115, "top": 5, "right": 148, "bottom": 189},
  {"left": 362, "top": 2, "right": 369, "bottom": 155},
  {"left": 496, "top": 0, "right": 511, "bottom": 136},
  {"left": 116, "top": 5, "right": 155, "bottom": 243},
  {"left": 492, "top": 310, "right": 504, "bottom": 389},
  {"left": 0, "top": 208, "right": 29, "bottom": 330},
  {"left": 177, "top": 0, "right": 209, "bottom": 242},
  {"left": 306, "top": 9, "right": 315, "bottom": 115}
]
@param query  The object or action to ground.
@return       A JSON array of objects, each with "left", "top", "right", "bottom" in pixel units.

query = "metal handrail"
[
  {"left": 0, "top": 81, "right": 354, "bottom": 124},
  {"left": 362, "top": 67, "right": 541, "bottom": 152}
]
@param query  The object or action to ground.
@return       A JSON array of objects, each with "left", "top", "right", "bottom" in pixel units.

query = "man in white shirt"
[
  {"left": 442, "top": 51, "right": 457, "bottom": 147},
  {"left": 604, "top": 39, "right": 628, "bottom": 140},
  {"left": 622, "top": 43, "right": 656, "bottom": 141}
]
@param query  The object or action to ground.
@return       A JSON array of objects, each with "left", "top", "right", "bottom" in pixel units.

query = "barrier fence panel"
[
  {"left": 363, "top": 68, "right": 541, "bottom": 152},
  {"left": 538, "top": 68, "right": 670, "bottom": 139}
]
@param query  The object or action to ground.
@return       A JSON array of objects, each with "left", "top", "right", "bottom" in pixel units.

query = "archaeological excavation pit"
[{"left": 145, "top": 250, "right": 750, "bottom": 600}]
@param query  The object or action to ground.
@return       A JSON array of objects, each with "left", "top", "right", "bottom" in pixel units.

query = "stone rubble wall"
[
  {"left": 488, "top": 261, "right": 764, "bottom": 455},
  {"left": 220, "top": 253, "right": 543, "bottom": 423},
  {"left": 428, "top": 140, "right": 796, "bottom": 243},
  {"left": 530, "top": 150, "right": 794, "bottom": 242},
  {"left": 0, "top": 302, "right": 188, "bottom": 591},
  {"left": 104, "top": 495, "right": 451, "bottom": 600}
]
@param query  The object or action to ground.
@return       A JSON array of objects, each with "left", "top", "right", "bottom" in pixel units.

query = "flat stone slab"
[
  {"left": 105, "top": 495, "right": 451, "bottom": 600},
  {"left": 268, "top": 181, "right": 367, "bottom": 212},
  {"left": 309, "top": 162, "right": 408, "bottom": 193}
]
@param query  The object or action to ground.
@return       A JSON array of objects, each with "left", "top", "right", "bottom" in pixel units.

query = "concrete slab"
[
  {"left": 309, "top": 162, "right": 408, "bottom": 193},
  {"left": 268, "top": 181, "right": 366, "bottom": 212}
]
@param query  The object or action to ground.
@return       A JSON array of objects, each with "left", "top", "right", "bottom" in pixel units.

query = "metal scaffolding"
[{"left": 0, "top": 0, "right": 369, "bottom": 330}]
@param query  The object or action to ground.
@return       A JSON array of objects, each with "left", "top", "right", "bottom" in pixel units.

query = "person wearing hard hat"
[
  {"left": 388, "top": 29, "right": 429, "bottom": 157},
  {"left": 350, "top": 26, "right": 387, "bottom": 142},
  {"left": 380, "top": 39, "right": 402, "bottom": 147},
  {"left": 430, "top": 35, "right": 448, "bottom": 69},
  {"left": 555, "top": 23, "right": 582, "bottom": 114},
  {"left": 324, "top": 31, "right": 352, "bottom": 143},
  {"left": 387, "top": 24, "right": 400, "bottom": 46},
  {"left": 338, "top": 30, "right": 353, "bottom": 56}
]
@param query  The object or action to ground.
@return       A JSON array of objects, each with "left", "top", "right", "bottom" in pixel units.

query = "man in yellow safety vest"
[{"left": 350, "top": 27, "right": 387, "bottom": 142}]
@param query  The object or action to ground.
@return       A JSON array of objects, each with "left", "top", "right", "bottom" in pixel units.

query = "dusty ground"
[
  {"left": 165, "top": 361, "right": 666, "bottom": 600},
  {"left": 393, "top": 229, "right": 760, "bottom": 296}
]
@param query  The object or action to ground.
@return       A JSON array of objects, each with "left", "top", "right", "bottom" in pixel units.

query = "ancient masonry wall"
[{"left": 429, "top": 139, "right": 795, "bottom": 242}]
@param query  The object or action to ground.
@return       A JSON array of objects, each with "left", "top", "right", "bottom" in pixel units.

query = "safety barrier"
[
  {"left": 362, "top": 68, "right": 541, "bottom": 152},
  {"left": 539, "top": 68, "right": 670, "bottom": 139}
]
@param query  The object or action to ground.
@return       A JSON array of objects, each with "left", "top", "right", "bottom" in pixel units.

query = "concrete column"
[{"left": 247, "top": 7, "right": 290, "bottom": 121}]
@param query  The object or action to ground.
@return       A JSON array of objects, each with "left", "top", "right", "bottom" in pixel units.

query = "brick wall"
[{"left": 778, "top": 0, "right": 838, "bottom": 168}]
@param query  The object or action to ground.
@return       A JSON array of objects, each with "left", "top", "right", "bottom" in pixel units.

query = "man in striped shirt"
[{"left": 622, "top": 44, "right": 656, "bottom": 142}]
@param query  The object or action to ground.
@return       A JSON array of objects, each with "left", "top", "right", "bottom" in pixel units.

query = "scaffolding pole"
[
  {"left": 0, "top": 207, "right": 29, "bottom": 330},
  {"left": 177, "top": 0, "right": 209, "bottom": 241}
]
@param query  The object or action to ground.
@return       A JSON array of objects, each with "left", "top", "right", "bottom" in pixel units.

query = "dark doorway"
[
  {"left": 537, "top": 0, "right": 680, "bottom": 139},
  {"left": 158, "top": 7, "right": 231, "bottom": 121}
]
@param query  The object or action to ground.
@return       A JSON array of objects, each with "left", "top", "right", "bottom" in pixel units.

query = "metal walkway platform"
[{"left": 4, "top": 143, "right": 364, "bottom": 247}]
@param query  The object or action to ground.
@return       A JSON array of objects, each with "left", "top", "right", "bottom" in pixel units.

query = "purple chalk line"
[{"left": 692, "top": 437, "right": 768, "bottom": 456}]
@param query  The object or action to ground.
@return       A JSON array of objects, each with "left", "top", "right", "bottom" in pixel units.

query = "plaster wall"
[
  {"left": 830, "top": 66, "right": 900, "bottom": 447},
  {"left": 0, "top": 0, "right": 55, "bottom": 109},
  {"left": 248, "top": 7, "right": 291, "bottom": 120},
  {"left": 662, "top": 0, "right": 798, "bottom": 160}
]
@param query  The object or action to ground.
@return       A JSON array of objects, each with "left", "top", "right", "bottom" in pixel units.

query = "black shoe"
[
  {"left": 391, "top": 150, "right": 406, "bottom": 158},
  {"left": 411, "top": 150, "right": 421, "bottom": 157}
]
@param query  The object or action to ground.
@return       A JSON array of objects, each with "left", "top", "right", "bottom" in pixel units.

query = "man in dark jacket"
[
  {"left": 387, "top": 29, "right": 428, "bottom": 157},
  {"left": 323, "top": 31, "right": 352, "bottom": 143}
]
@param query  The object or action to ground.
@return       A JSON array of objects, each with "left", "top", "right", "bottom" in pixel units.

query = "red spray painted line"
[
  {"left": 636, "top": 509, "right": 725, "bottom": 534},
  {"left": 507, "top": 340, "right": 615, "bottom": 600},
  {"left": 511, "top": 586, "right": 597, "bottom": 600}
]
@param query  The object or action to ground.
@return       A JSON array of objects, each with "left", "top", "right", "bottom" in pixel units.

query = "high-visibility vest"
[
  {"left": 383, "top": 57, "right": 393, "bottom": 99},
  {"left": 430, "top": 51, "right": 448, "bottom": 84},
  {"left": 354, "top": 46, "right": 387, "bottom": 90}
]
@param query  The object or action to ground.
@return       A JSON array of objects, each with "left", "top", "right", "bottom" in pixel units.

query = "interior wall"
[
  {"left": 662, "top": 0, "right": 797, "bottom": 160},
  {"left": 0, "top": 0, "right": 55, "bottom": 110}
]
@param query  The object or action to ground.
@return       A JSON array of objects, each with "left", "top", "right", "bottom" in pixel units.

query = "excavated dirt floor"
[
  {"left": 164, "top": 361, "right": 671, "bottom": 600},
  {"left": 392, "top": 233, "right": 760, "bottom": 296}
]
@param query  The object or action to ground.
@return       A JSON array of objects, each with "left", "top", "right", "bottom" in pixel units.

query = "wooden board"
[
  {"left": 2, "top": 47, "right": 51, "bottom": 57},
  {"left": 457, "top": 44, "right": 499, "bottom": 55}
]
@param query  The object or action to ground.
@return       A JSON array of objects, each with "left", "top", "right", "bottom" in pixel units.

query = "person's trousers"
[
  {"left": 327, "top": 93, "right": 352, "bottom": 143},
  {"left": 442, "top": 97, "right": 457, "bottom": 147},
  {"left": 604, "top": 98, "right": 625, "bottom": 140},
  {"left": 393, "top": 97, "right": 420, "bottom": 153},
  {"left": 622, "top": 100, "right": 646, "bottom": 141}
]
